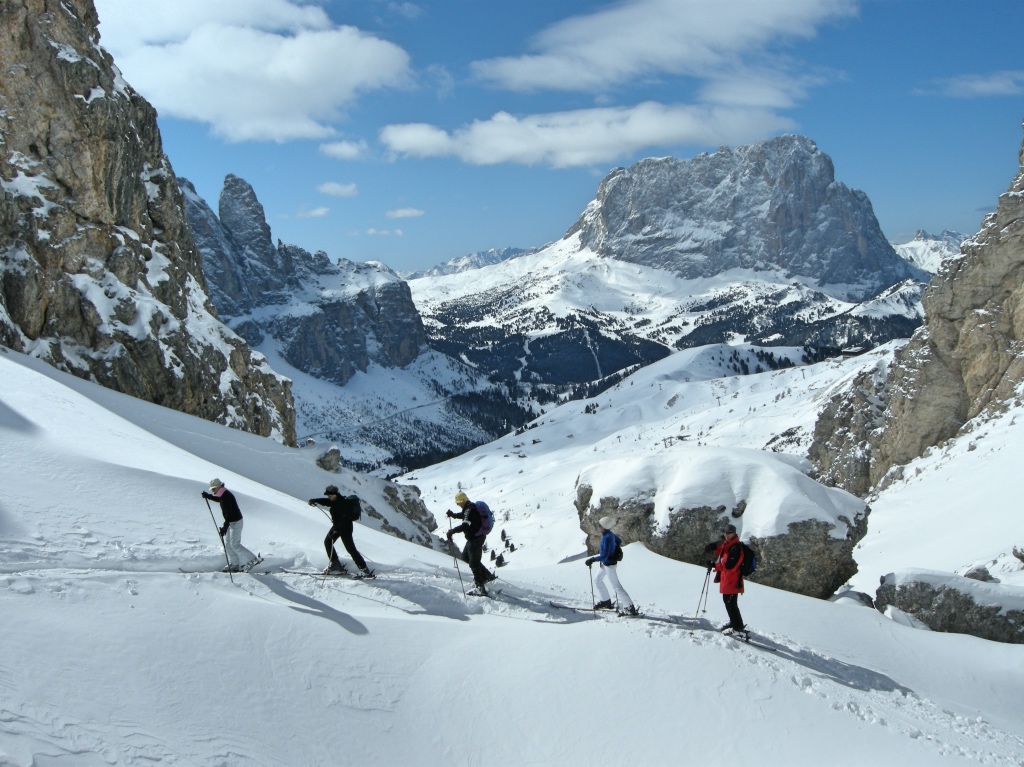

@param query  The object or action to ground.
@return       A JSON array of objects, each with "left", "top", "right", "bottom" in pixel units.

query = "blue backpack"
[{"left": 475, "top": 501, "right": 494, "bottom": 537}]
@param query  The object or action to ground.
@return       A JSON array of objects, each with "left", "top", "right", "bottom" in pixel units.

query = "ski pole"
[
  {"left": 589, "top": 563, "right": 596, "bottom": 610},
  {"left": 695, "top": 565, "right": 712, "bottom": 617},
  {"left": 448, "top": 513, "right": 466, "bottom": 598},
  {"left": 204, "top": 496, "right": 234, "bottom": 584}
]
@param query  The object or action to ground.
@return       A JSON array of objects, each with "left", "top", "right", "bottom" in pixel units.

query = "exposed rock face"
[
  {"left": 182, "top": 176, "right": 427, "bottom": 386},
  {"left": 572, "top": 135, "right": 926, "bottom": 302},
  {"left": 876, "top": 571, "right": 1024, "bottom": 644},
  {"left": 573, "top": 451, "right": 868, "bottom": 599},
  {"left": 0, "top": 0, "right": 295, "bottom": 444},
  {"left": 810, "top": 124, "right": 1024, "bottom": 494}
]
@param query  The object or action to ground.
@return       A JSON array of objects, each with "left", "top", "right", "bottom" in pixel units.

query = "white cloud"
[
  {"left": 386, "top": 207, "right": 425, "bottom": 219},
  {"left": 381, "top": 102, "right": 794, "bottom": 168},
  {"left": 366, "top": 228, "right": 404, "bottom": 236},
  {"left": 319, "top": 140, "right": 370, "bottom": 160},
  {"left": 297, "top": 207, "right": 330, "bottom": 218},
  {"left": 924, "top": 70, "right": 1024, "bottom": 98},
  {"left": 95, "top": 0, "right": 411, "bottom": 142},
  {"left": 317, "top": 182, "right": 358, "bottom": 197},
  {"left": 469, "top": 0, "right": 855, "bottom": 93}
]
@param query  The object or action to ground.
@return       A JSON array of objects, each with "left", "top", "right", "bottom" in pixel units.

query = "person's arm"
[
  {"left": 308, "top": 497, "right": 329, "bottom": 507},
  {"left": 724, "top": 542, "right": 742, "bottom": 570}
]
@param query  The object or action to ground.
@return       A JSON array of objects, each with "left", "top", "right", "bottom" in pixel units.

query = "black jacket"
[
  {"left": 311, "top": 495, "right": 361, "bottom": 527},
  {"left": 450, "top": 503, "right": 483, "bottom": 538},
  {"left": 205, "top": 489, "right": 242, "bottom": 523}
]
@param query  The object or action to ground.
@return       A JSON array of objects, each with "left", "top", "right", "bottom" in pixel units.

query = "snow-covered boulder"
[
  {"left": 875, "top": 569, "right": 1024, "bottom": 644},
  {"left": 573, "top": 447, "right": 867, "bottom": 598}
]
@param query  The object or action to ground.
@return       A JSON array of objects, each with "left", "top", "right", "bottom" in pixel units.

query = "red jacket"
[{"left": 714, "top": 537, "right": 745, "bottom": 595}]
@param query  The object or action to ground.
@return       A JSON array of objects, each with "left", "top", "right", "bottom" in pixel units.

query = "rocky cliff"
[
  {"left": 182, "top": 175, "right": 427, "bottom": 386},
  {"left": 0, "top": 0, "right": 295, "bottom": 444},
  {"left": 811, "top": 124, "right": 1024, "bottom": 494},
  {"left": 572, "top": 135, "right": 926, "bottom": 302}
]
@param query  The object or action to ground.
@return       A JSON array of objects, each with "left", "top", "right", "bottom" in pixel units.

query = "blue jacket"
[{"left": 598, "top": 529, "right": 622, "bottom": 566}]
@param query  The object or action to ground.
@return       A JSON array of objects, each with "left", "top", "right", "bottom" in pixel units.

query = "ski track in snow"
[{"left": 2, "top": 566, "right": 1023, "bottom": 765}]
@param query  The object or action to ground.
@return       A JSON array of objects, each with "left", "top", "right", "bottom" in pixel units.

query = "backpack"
[
  {"left": 739, "top": 542, "right": 757, "bottom": 576},
  {"left": 475, "top": 501, "right": 494, "bottom": 537},
  {"left": 612, "top": 541, "right": 624, "bottom": 563},
  {"left": 338, "top": 495, "right": 361, "bottom": 522}
]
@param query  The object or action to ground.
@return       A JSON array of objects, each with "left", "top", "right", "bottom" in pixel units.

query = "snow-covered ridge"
[{"left": 892, "top": 230, "right": 968, "bottom": 273}]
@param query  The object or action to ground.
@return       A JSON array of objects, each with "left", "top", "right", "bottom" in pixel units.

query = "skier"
[
  {"left": 202, "top": 479, "right": 261, "bottom": 572},
  {"left": 446, "top": 491, "right": 496, "bottom": 596},
  {"left": 584, "top": 517, "right": 638, "bottom": 616},
  {"left": 309, "top": 485, "right": 374, "bottom": 578},
  {"left": 709, "top": 523, "right": 746, "bottom": 635}
]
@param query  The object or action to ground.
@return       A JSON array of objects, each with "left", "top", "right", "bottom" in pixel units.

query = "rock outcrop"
[
  {"left": 572, "top": 135, "right": 926, "bottom": 302},
  {"left": 182, "top": 176, "right": 427, "bottom": 387},
  {"left": 876, "top": 570, "right": 1024, "bottom": 644},
  {"left": 810, "top": 123, "right": 1024, "bottom": 495},
  {"left": 573, "top": 450, "right": 868, "bottom": 599},
  {"left": 0, "top": 0, "right": 295, "bottom": 444}
]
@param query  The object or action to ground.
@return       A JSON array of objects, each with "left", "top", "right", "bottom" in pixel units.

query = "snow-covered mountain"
[
  {"left": 410, "top": 136, "right": 928, "bottom": 402},
  {"left": 401, "top": 246, "right": 531, "bottom": 279},
  {"left": 3, "top": 339, "right": 1023, "bottom": 766},
  {"left": 575, "top": 136, "right": 926, "bottom": 300},
  {"left": 893, "top": 229, "right": 968, "bottom": 273},
  {"left": 182, "top": 176, "right": 534, "bottom": 475}
]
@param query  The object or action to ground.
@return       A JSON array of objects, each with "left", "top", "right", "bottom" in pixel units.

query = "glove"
[
  {"left": 446, "top": 510, "right": 456, "bottom": 519},
  {"left": 219, "top": 524, "right": 227, "bottom": 537},
  {"left": 308, "top": 499, "right": 317, "bottom": 507},
  {"left": 201, "top": 491, "right": 212, "bottom": 499},
  {"left": 445, "top": 530, "right": 454, "bottom": 540},
  {"left": 585, "top": 557, "right": 596, "bottom": 567}
]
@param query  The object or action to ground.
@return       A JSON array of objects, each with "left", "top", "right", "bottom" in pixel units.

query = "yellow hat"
[{"left": 454, "top": 491, "right": 469, "bottom": 505}]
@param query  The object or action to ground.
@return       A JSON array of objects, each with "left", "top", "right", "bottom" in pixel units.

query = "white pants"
[
  {"left": 224, "top": 520, "right": 256, "bottom": 567},
  {"left": 595, "top": 564, "right": 633, "bottom": 608}
]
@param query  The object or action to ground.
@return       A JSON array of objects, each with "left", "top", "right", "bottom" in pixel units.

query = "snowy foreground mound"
[{"left": 1, "top": 348, "right": 1023, "bottom": 765}]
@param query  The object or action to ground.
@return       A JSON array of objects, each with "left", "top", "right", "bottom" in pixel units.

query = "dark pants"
[
  {"left": 723, "top": 593, "right": 744, "bottom": 630},
  {"left": 325, "top": 520, "right": 367, "bottom": 571},
  {"left": 462, "top": 536, "right": 490, "bottom": 587}
]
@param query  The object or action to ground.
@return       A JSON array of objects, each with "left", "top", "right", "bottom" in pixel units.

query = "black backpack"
[
  {"left": 612, "top": 538, "right": 624, "bottom": 563},
  {"left": 739, "top": 542, "right": 757, "bottom": 576},
  {"left": 337, "top": 495, "right": 361, "bottom": 522}
]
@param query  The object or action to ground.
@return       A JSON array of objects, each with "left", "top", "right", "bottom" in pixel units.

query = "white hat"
[
  {"left": 598, "top": 516, "right": 615, "bottom": 530},
  {"left": 208, "top": 478, "right": 224, "bottom": 490}
]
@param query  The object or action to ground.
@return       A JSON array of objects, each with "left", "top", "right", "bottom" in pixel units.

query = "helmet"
[
  {"left": 454, "top": 491, "right": 469, "bottom": 505},
  {"left": 208, "top": 478, "right": 224, "bottom": 490},
  {"left": 325, "top": 485, "right": 339, "bottom": 495}
]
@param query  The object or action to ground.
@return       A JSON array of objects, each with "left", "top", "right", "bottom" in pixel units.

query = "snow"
[{"left": 2, "top": 343, "right": 1024, "bottom": 765}]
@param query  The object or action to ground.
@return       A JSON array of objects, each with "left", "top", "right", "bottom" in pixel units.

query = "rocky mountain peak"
[
  {"left": 0, "top": 0, "right": 295, "bottom": 444},
  {"left": 572, "top": 134, "right": 924, "bottom": 302}
]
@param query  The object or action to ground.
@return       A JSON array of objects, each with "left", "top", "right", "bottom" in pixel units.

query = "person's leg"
[
  {"left": 466, "top": 537, "right": 487, "bottom": 587},
  {"left": 324, "top": 527, "right": 344, "bottom": 569},
  {"left": 225, "top": 520, "right": 256, "bottom": 567},
  {"left": 337, "top": 521, "right": 368, "bottom": 571},
  {"left": 604, "top": 565, "right": 633, "bottom": 609},
  {"left": 723, "top": 594, "right": 744, "bottom": 630},
  {"left": 594, "top": 565, "right": 612, "bottom": 604}
]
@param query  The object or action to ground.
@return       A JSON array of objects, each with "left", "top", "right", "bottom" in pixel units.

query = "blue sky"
[{"left": 94, "top": 0, "right": 1024, "bottom": 273}]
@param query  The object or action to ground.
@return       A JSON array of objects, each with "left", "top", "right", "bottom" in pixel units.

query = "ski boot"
[
  {"left": 242, "top": 555, "right": 263, "bottom": 573},
  {"left": 594, "top": 599, "right": 615, "bottom": 611}
]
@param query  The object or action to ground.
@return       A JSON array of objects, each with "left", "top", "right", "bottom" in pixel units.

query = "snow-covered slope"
[
  {"left": 2, "top": 344, "right": 1023, "bottom": 765},
  {"left": 403, "top": 342, "right": 894, "bottom": 568}
]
